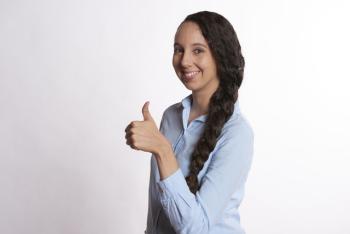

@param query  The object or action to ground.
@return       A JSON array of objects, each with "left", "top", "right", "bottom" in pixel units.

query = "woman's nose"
[{"left": 180, "top": 51, "right": 192, "bottom": 68}]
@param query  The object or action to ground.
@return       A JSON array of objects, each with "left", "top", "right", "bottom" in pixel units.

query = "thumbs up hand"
[{"left": 125, "top": 101, "right": 171, "bottom": 155}]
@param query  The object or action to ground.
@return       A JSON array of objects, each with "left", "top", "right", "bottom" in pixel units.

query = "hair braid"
[{"left": 180, "top": 11, "right": 245, "bottom": 194}]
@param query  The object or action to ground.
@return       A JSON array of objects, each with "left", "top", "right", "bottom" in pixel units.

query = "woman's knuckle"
[{"left": 131, "top": 135, "right": 137, "bottom": 141}]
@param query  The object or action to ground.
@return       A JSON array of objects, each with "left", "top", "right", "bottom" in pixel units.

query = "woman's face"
[{"left": 172, "top": 21, "right": 219, "bottom": 94}]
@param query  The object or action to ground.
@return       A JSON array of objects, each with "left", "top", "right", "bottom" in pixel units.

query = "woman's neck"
[{"left": 190, "top": 79, "right": 220, "bottom": 115}]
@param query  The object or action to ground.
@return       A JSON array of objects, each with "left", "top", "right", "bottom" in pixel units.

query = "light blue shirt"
[{"left": 145, "top": 94, "right": 254, "bottom": 234}]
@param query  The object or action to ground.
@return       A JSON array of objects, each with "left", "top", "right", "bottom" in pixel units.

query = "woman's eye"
[
  {"left": 193, "top": 49, "right": 203, "bottom": 54},
  {"left": 174, "top": 48, "right": 182, "bottom": 53}
]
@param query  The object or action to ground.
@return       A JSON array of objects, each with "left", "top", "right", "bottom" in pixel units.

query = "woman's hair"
[{"left": 180, "top": 11, "right": 245, "bottom": 194}]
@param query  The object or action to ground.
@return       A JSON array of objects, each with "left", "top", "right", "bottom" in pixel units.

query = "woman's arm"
[
  {"left": 154, "top": 143, "right": 180, "bottom": 181},
  {"left": 155, "top": 121, "right": 254, "bottom": 234}
]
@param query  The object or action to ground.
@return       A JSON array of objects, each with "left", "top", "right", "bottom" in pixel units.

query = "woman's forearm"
[{"left": 154, "top": 144, "right": 179, "bottom": 180}]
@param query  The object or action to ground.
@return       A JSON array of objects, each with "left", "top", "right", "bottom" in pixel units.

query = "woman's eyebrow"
[
  {"left": 174, "top": 42, "right": 207, "bottom": 48},
  {"left": 191, "top": 43, "right": 207, "bottom": 48}
]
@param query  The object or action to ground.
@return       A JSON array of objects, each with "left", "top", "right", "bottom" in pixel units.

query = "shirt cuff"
[{"left": 157, "top": 168, "right": 189, "bottom": 200}]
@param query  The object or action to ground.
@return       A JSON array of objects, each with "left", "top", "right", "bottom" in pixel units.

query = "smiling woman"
[
  {"left": 124, "top": 10, "right": 253, "bottom": 234},
  {"left": 172, "top": 21, "right": 219, "bottom": 101}
]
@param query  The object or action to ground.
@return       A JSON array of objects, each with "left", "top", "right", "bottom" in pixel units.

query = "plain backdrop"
[{"left": 1, "top": 0, "right": 349, "bottom": 233}]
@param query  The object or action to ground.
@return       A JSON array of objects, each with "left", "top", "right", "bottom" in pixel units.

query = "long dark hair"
[{"left": 180, "top": 11, "right": 245, "bottom": 194}]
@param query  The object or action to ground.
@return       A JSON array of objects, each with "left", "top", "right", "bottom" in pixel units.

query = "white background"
[{"left": 1, "top": 0, "right": 349, "bottom": 233}]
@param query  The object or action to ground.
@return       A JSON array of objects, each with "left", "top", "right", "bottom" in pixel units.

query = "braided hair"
[{"left": 179, "top": 11, "right": 245, "bottom": 194}]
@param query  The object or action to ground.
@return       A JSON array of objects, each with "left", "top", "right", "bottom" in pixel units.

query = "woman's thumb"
[{"left": 142, "top": 101, "right": 154, "bottom": 121}]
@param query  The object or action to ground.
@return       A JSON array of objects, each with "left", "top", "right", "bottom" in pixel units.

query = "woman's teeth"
[{"left": 183, "top": 71, "right": 200, "bottom": 79}]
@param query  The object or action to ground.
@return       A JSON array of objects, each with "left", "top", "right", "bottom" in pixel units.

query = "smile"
[{"left": 182, "top": 71, "right": 200, "bottom": 79}]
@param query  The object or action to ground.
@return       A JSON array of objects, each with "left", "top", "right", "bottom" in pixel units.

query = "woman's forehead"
[{"left": 174, "top": 22, "right": 206, "bottom": 45}]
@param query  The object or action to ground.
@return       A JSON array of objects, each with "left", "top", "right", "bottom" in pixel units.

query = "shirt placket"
[{"left": 172, "top": 129, "right": 185, "bottom": 155}]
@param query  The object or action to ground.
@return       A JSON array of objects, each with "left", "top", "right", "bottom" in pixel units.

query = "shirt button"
[{"left": 158, "top": 184, "right": 164, "bottom": 193}]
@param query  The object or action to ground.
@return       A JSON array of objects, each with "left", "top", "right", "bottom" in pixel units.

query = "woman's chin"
[{"left": 182, "top": 83, "right": 199, "bottom": 91}]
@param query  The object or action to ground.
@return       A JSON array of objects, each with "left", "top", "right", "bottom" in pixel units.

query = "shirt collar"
[
  {"left": 181, "top": 94, "right": 192, "bottom": 109},
  {"left": 180, "top": 93, "right": 240, "bottom": 121}
]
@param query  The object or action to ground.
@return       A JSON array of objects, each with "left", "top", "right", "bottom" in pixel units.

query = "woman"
[{"left": 125, "top": 11, "right": 254, "bottom": 234}]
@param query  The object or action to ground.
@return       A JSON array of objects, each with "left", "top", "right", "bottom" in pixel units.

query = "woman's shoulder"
[
  {"left": 220, "top": 104, "right": 254, "bottom": 142},
  {"left": 158, "top": 101, "right": 183, "bottom": 131},
  {"left": 161, "top": 97, "right": 185, "bottom": 120},
  {"left": 161, "top": 102, "right": 181, "bottom": 120}
]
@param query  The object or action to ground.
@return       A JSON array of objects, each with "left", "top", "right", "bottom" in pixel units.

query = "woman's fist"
[{"left": 125, "top": 101, "right": 171, "bottom": 155}]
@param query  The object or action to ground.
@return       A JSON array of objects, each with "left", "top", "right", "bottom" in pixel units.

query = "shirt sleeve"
[{"left": 156, "top": 121, "right": 254, "bottom": 234}]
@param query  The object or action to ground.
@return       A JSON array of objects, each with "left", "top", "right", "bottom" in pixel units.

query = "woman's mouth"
[{"left": 181, "top": 71, "right": 200, "bottom": 82}]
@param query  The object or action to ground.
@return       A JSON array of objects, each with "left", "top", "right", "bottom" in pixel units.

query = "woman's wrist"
[
  {"left": 154, "top": 139, "right": 179, "bottom": 180},
  {"left": 154, "top": 134, "right": 172, "bottom": 157}
]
